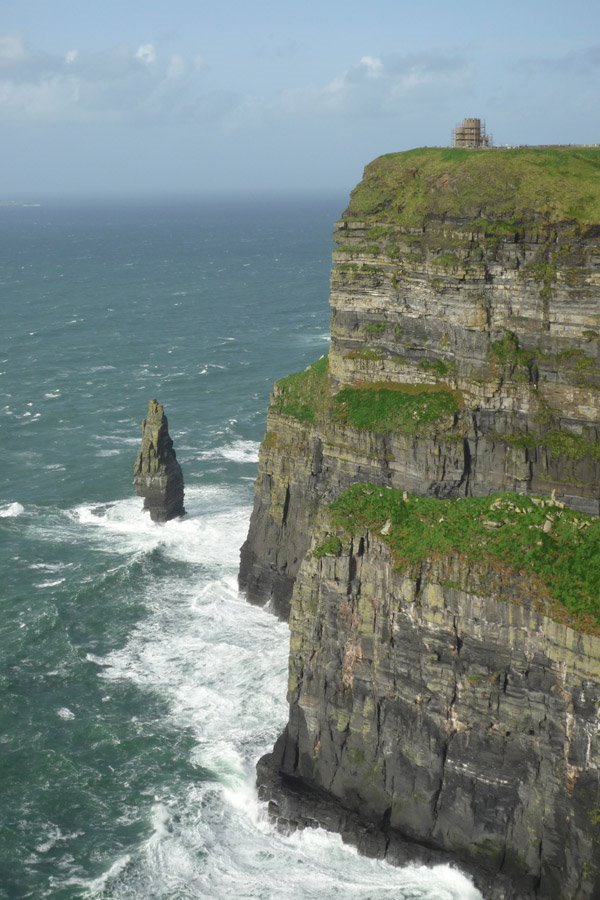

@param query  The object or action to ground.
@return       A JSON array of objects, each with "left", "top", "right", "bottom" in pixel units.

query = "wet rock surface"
[{"left": 133, "top": 399, "right": 185, "bottom": 522}]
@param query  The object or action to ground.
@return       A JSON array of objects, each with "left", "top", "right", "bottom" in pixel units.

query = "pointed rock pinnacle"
[{"left": 133, "top": 399, "right": 185, "bottom": 522}]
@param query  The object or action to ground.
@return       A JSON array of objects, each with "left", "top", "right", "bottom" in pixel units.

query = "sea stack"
[{"left": 133, "top": 399, "right": 185, "bottom": 522}]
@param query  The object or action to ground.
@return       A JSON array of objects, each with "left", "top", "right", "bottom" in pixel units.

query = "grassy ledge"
[
  {"left": 343, "top": 147, "right": 600, "bottom": 227},
  {"left": 312, "top": 535, "right": 343, "bottom": 559},
  {"left": 496, "top": 430, "right": 600, "bottom": 463},
  {"left": 272, "top": 355, "right": 329, "bottom": 424},
  {"left": 329, "top": 484, "right": 600, "bottom": 629},
  {"left": 272, "top": 355, "right": 461, "bottom": 435},
  {"left": 333, "top": 383, "right": 460, "bottom": 434}
]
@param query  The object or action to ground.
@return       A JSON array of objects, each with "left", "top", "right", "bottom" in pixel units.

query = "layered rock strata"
[
  {"left": 240, "top": 147, "right": 600, "bottom": 898},
  {"left": 258, "top": 518, "right": 600, "bottom": 900},
  {"left": 133, "top": 399, "right": 185, "bottom": 522},
  {"left": 240, "top": 148, "right": 600, "bottom": 617}
]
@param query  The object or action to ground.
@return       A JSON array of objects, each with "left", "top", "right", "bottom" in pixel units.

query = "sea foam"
[
  {"left": 196, "top": 439, "right": 260, "bottom": 464},
  {"left": 84, "top": 490, "right": 483, "bottom": 900},
  {"left": 0, "top": 501, "right": 25, "bottom": 517}
]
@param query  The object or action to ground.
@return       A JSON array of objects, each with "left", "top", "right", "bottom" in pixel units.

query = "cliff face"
[
  {"left": 259, "top": 507, "right": 600, "bottom": 900},
  {"left": 240, "top": 147, "right": 600, "bottom": 898},
  {"left": 240, "top": 149, "right": 600, "bottom": 617}
]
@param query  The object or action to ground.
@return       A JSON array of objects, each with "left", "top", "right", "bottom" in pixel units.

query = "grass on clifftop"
[
  {"left": 272, "top": 355, "right": 460, "bottom": 435},
  {"left": 328, "top": 484, "right": 600, "bottom": 629},
  {"left": 343, "top": 147, "right": 600, "bottom": 227}
]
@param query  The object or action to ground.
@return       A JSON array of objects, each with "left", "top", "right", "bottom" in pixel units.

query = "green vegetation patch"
[
  {"left": 272, "top": 355, "right": 329, "bottom": 424},
  {"left": 489, "top": 332, "right": 535, "bottom": 367},
  {"left": 367, "top": 225, "right": 397, "bottom": 240},
  {"left": 333, "top": 383, "right": 460, "bottom": 434},
  {"left": 365, "top": 323, "right": 386, "bottom": 335},
  {"left": 429, "top": 278, "right": 445, "bottom": 293},
  {"left": 489, "top": 331, "right": 598, "bottom": 379},
  {"left": 545, "top": 431, "right": 600, "bottom": 462},
  {"left": 555, "top": 348, "right": 597, "bottom": 375},
  {"left": 313, "top": 535, "right": 343, "bottom": 559},
  {"left": 345, "top": 348, "right": 384, "bottom": 362},
  {"left": 329, "top": 484, "right": 600, "bottom": 627},
  {"left": 493, "top": 432, "right": 538, "bottom": 451},
  {"left": 343, "top": 146, "right": 600, "bottom": 227},
  {"left": 272, "top": 356, "right": 461, "bottom": 435},
  {"left": 418, "top": 359, "right": 455, "bottom": 377},
  {"left": 435, "top": 252, "right": 462, "bottom": 269},
  {"left": 496, "top": 429, "right": 600, "bottom": 463}
]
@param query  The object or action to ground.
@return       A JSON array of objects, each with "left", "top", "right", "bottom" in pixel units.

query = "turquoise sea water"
[{"left": 0, "top": 198, "right": 483, "bottom": 899}]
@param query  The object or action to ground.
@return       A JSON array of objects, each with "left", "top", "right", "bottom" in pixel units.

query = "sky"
[{"left": 1, "top": 0, "right": 599, "bottom": 198}]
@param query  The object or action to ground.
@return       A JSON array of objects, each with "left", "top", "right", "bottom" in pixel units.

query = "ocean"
[{"left": 0, "top": 197, "right": 483, "bottom": 899}]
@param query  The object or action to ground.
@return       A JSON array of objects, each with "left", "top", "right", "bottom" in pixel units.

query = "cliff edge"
[{"left": 240, "top": 147, "right": 600, "bottom": 899}]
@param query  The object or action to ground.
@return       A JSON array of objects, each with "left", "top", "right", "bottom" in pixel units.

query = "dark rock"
[
  {"left": 133, "top": 399, "right": 185, "bottom": 522},
  {"left": 256, "top": 742, "right": 521, "bottom": 900}
]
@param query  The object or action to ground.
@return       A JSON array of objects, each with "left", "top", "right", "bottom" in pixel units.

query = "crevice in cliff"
[
  {"left": 310, "top": 436, "right": 323, "bottom": 476},
  {"left": 381, "top": 806, "right": 392, "bottom": 854},
  {"left": 414, "top": 569, "right": 423, "bottom": 600},
  {"left": 327, "top": 720, "right": 350, "bottom": 793},
  {"left": 281, "top": 484, "right": 291, "bottom": 526},
  {"left": 456, "top": 437, "right": 472, "bottom": 495},
  {"left": 430, "top": 733, "right": 454, "bottom": 834},
  {"left": 533, "top": 832, "right": 544, "bottom": 894},
  {"left": 452, "top": 615, "right": 463, "bottom": 656},
  {"left": 382, "top": 433, "right": 394, "bottom": 485},
  {"left": 430, "top": 651, "right": 461, "bottom": 836}
]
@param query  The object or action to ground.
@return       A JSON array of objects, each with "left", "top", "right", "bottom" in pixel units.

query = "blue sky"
[{"left": 1, "top": 0, "right": 599, "bottom": 197}]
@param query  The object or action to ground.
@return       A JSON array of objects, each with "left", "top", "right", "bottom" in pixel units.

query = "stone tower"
[{"left": 453, "top": 117, "right": 491, "bottom": 148}]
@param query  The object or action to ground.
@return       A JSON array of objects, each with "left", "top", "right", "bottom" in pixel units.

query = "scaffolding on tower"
[{"left": 452, "top": 118, "right": 492, "bottom": 148}]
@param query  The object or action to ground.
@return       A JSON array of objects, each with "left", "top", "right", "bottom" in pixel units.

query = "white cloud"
[
  {"left": 279, "top": 52, "right": 470, "bottom": 118},
  {"left": 0, "top": 35, "right": 470, "bottom": 132},
  {"left": 360, "top": 56, "right": 383, "bottom": 79},
  {"left": 0, "top": 74, "right": 80, "bottom": 122},
  {"left": 0, "top": 33, "right": 28, "bottom": 68},
  {"left": 0, "top": 35, "right": 237, "bottom": 126},
  {"left": 166, "top": 53, "right": 185, "bottom": 80},
  {"left": 135, "top": 43, "right": 156, "bottom": 65}
]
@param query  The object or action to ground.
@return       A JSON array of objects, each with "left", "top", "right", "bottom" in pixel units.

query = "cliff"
[
  {"left": 134, "top": 399, "right": 185, "bottom": 522},
  {"left": 259, "top": 487, "right": 600, "bottom": 899},
  {"left": 239, "top": 147, "right": 600, "bottom": 898}
]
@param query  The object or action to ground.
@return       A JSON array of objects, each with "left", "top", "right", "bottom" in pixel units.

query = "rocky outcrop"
[
  {"left": 133, "top": 399, "right": 185, "bottom": 522},
  {"left": 257, "top": 521, "right": 600, "bottom": 900},
  {"left": 240, "top": 147, "right": 600, "bottom": 898}
]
